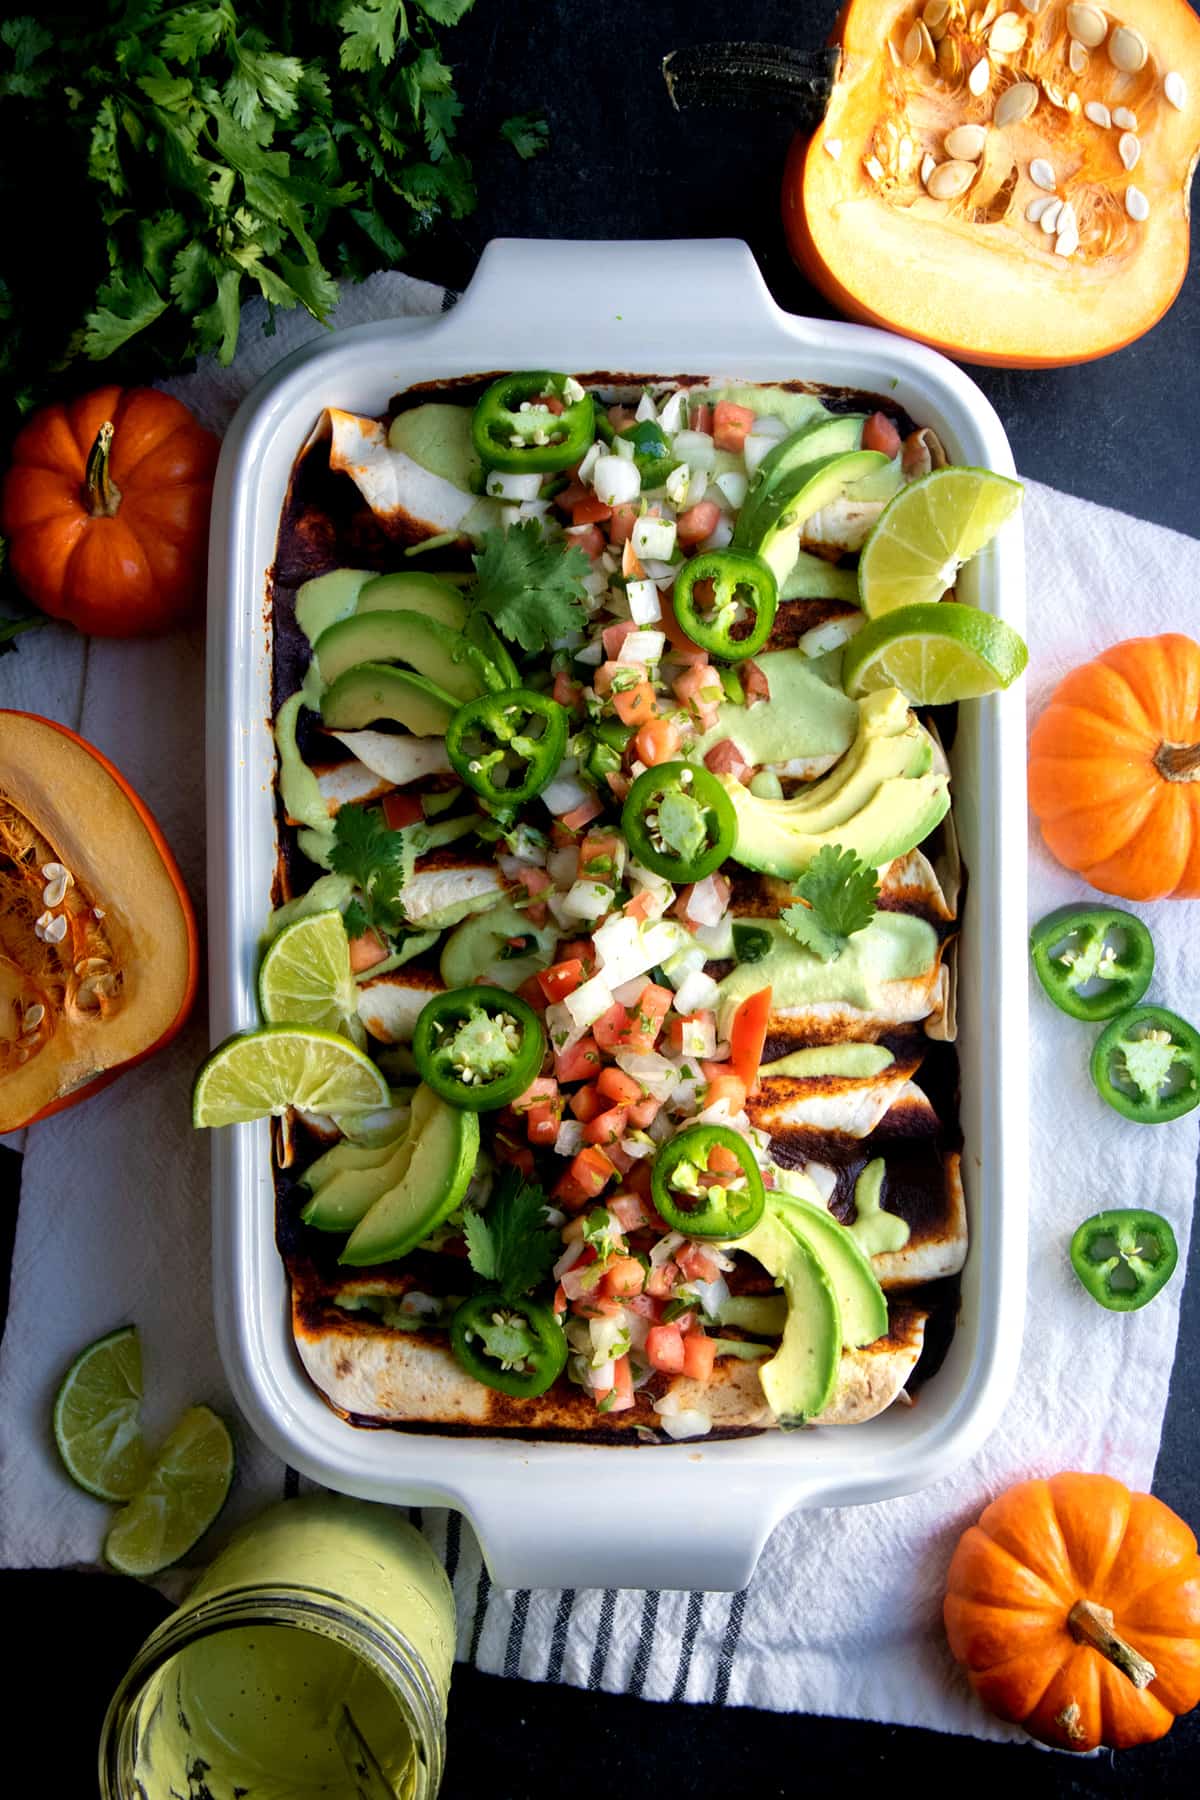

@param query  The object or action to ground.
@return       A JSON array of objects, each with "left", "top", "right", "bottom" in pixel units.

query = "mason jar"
[{"left": 99, "top": 1494, "right": 455, "bottom": 1798}]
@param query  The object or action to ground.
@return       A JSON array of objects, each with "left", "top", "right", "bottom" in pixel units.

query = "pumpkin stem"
[
  {"left": 84, "top": 422, "right": 122, "bottom": 519},
  {"left": 1067, "top": 1599, "right": 1157, "bottom": 1690},
  {"left": 1154, "top": 740, "right": 1200, "bottom": 782}
]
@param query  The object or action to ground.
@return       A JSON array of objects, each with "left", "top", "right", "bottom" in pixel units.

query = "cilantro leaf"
[
  {"left": 83, "top": 271, "right": 170, "bottom": 359},
  {"left": 780, "top": 845, "right": 880, "bottom": 963},
  {"left": 470, "top": 522, "right": 589, "bottom": 655},
  {"left": 464, "top": 1168, "right": 559, "bottom": 1301},
  {"left": 500, "top": 113, "right": 549, "bottom": 160},
  {"left": 328, "top": 803, "right": 418, "bottom": 941}
]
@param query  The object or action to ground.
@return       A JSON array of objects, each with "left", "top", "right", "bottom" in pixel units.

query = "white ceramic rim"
[{"left": 206, "top": 238, "right": 1029, "bottom": 1591}]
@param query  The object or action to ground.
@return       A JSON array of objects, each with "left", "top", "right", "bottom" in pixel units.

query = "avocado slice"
[
  {"left": 780, "top": 552, "right": 861, "bottom": 605},
  {"left": 356, "top": 572, "right": 468, "bottom": 631},
  {"left": 745, "top": 451, "right": 889, "bottom": 587},
  {"left": 295, "top": 569, "right": 376, "bottom": 646},
  {"left": 340, "top": 1090, "right": 479, "bottom": 1266},
  {"left": 315, "top": 610, "right": 496, "bottom": 701},
  {"left": 321, "top": 663, "right": 458, "bottom": 736},
  {"left": 302, "top": 1128, "right": 417, "bottom": 1233},
  {"left": 690, "top": 649, "right": 858, "bottom": 770},
  {"left": 388, "top": 403, "right": 483, "bottom": 491},
  {"left": 440, "top": 902, "right": 559, "bottom": 993},
  {"left": 767, "top": 1193, "right": 889, "bottom": 1349},
  {"left": 737, "top": 415, "right": 864, "bottom": 546},
  {"left": 734, "top": 1211, "right": 841, "bottom": 1425}
]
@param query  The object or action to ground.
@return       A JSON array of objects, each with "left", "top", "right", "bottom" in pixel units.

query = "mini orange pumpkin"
[
  {"left": 945, "top": 1472, "right": 1200, "bottom": 1753},
  {"left": 0, "top": 385, "right": 219, "bottom": 637},
  {"left": 1028, "top": 634, "right": 1200, "bottom": 901}
]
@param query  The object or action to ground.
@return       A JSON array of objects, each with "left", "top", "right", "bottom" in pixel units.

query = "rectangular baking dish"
[{"left": 206, "top": 238, "right": 1028, "bottom": 1592}]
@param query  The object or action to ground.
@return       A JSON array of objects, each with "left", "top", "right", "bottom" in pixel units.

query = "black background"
[{"left": 4, "top": 0, "right": 1200, "bottom": 1790}]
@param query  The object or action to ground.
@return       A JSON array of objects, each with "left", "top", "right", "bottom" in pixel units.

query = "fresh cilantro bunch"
[
  {"left": 329, "top": 802, "right": 420, "bottom": 941},
  {"left": 469, "top": 520, "right": 590, "bottom": 655},
  {"left": 463, "top": 1168, "right": 559, "bottom": 1299},
  {"left": 0, "top": 5, "right": 544, "bottom": 419},
  {"left": 781, "top": 844, "right": 880, "bottom": 963}
]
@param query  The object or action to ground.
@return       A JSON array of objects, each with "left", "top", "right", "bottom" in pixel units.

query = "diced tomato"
[
  {"left": 676, "top": 499, "right": 722, "bottom": 546},
  {"left": 538, "top": 394, "right": 565, "bottom": 416},
  {"left": 623, "top": 889, "right": 657, "bottom": 923},
  {"left": 526, "top": 1101, "right": 562, "bottom": 1146},
  {"left": 579, "top": 832, "right": 622, "bottom": 879},
  {"left": 560, "top": 794, "right": 603, "bottom": 832},
  {"left": 677, "top": 1244, "right": 721, "bottom": 1284},
  {"left": 553, "top": 1281, "right": 568, "bottom": 1315},
  {"left": 607, "top": 771, "right": 632, "bottom": 802},
  {"left": 607, "top": 502, "right": 639, "bottom": 545},
  {"left": 557, "top": 937, "right": 595, "bottom": 972},
  {"left": 602, "top": 620, "right": 639, "bottom": 660},
  {"left": 730, "top": 985, "right": 772, "bottom": 1095},
  {"left": 347, "top": 928, "right": 388, "bottom": 973},
  {"left": 512, "top": 1075, "right": 559, "bottom": 1113},
  {"left": 666, "top": 1011, "right": 716, "bottom": 1057},
  {"left": 627, "top": 1095, "right": 661, "bottom": 1128},
  {"left": 689, "top": 402, "right": 714, "bottom": 434},
  {"left": 609, "top": 1354, "right": 635, "bottom": 1412},
  {"left": 499, "top": 1141, "right": 535, "bottom": 1176},
  {"left": 645, "top": 1260, "right": 679, "bottom": 1299},
  {"left": 606, "top": 1143, "right": 635, "bottom": 1175},
  {"left": 572, "top": 494, "right": 612, "bottom": 527},
  {"left": 863, "top": 410, "right": 902, "bottom": 458},
  {"left": 609, "top": 1192, "right": 652, "bottom": 1232},
  {"left": 592, "top": 1002, "right": 630, "bottom": 1052},
  {"left": 571, "top": 1147, "right": 617, "bottom": 1196},
  {"left": 526, "top": 901, "right": 548, "bottom": 927},
  {"left": 621, "top": 536, "right": 648, "bottom": 581},
  {"left": 625, "top": 1291, "right": 663, "bottom": 1321},
  {"left": 673, "top": 661, "right": 719, "bottom": 708},
  {"left": 517, "top": 974, "right": 549, "bottom": 1012},
  {"left": 742, "top": 659, "right": 771, "bottom": 705},
  {"left": 704, "top": 737, "right": 752, "bottom": 782},
  {"left": 607, "top": 404, "right": 637, "bottom": 429},
  {"left": 555, "top": 479, "right": 588, "bottom": 513},
  {"left": 584, "top": 1104, "right": 628, "bottom": 1146},
  {"left": 659, "top": 593, "right": 708, "bottom": 664},
  {"left": 553, "top": 671, "right": 584, "bottom": 709},
  {"left": 681, "top": 1332, "right": 717, "bottom": 1383},
  {"left": 592, "top": 661, "right": 620, "bottom": 697},
  {"left": 565, "top": 524, "right": 606, "bottom": 561},
  {"left": 538, "top": 958, "right": 585, "bottom": 1003},
  {"left": 555, "top": 1034, "right": 601, "bottom": 1084},
  {"left": 602, "top": 1256, "right": 646, "bottom": 1299},
  {"left": 613, "top": 680, "right": 656, "bottom": 727},
  {"left": 702, "top": 1070, "right": 748, "bottom": 1114},
  {"left": 597, "top": 1066, "right": 643, "bottom": 1107},
  {"left": 707, "top": 1142, "right": 742, "bottom": 1175},
  {"left": 617, "top": 982, "right": 672, "bottom": 1053},
  {"left": 381, "top": 791, "right": 423, "bottom": 831},
  {"left": 568, "top": 1082, "right": 605, "bottom": 1123},
  {"left": 635, "top": 717, "right": 679, "bottom": 767},
  {"left": 712, "top": 400, "right": 757, "bottom": 453},
  {"left": 516, "top": 865, "right": 551, "bottom": 897},
  {"left": 645, "top": 1323, "right": 686, "bottom": 1375}
]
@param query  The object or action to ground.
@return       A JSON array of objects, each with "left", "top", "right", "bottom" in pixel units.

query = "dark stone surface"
[{"left": 4, "top": 0, "right": 1200, "bottom": 1787}]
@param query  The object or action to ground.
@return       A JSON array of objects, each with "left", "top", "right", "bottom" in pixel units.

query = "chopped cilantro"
[
  {"left": 780, "top": 844, "right": 880, "bottom": 963},
  {"left": 463, "top": 1169, "right": 559, "bottom": 1300},
  {"left": 469, "top": 521, "right": 589, "bottom": 654},
  {"left": 328, "top": 803, "right": 420, "bottom": 942},
  {"left": 499, "top": 113, "right": 549, "bottom": 160}
]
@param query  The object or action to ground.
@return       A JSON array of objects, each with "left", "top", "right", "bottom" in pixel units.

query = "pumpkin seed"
[
  {"left": 1025, "top": 193, "right": 1054, "bottom": 221},
  {"left": 927, "top": 158, "right": 979, "bottom": 199},
  {"left": 23, "top": 1003, "right": 45, "bottom": 1029},
  {"left": 1118, "top": 131, "right": 1140, "bottom": 170},
  {"left": 1084, "top": 101, "right": 1112, "bottom": 128},
  {"left": 865, "top": 155, "right": 886, "bottom": 182},
  {"left": 923, "top": 0, "right": 951, "bottom": 35},
  {"left": 44, "top": 915, "right": 68, "bottom": 945},
  {"left": 1065, "top": 4, "right": 1106, "bottom": 49},
  {"left": 1057, "top": 200, "right": 1078, "bottom": 236},
  {"left": 1029, "top": 156, "right": 1057, "bottom": 190},
  {"left": 824, "top": 137, "right": 843, "bottom": 159},
  {"left": 945, "top": 123, "right": 989, "bottom": 160},
  {"left": 1019, "top": 0, "right": 1044, "bottom": 10},
  {"left": 42, "top": 875, "right": 69, "bottom": 908},
  {"left": 1109, "top": 26, "right": 1147, "bottom": 74},
  {"left": 904, "top": 20, "right": 936, "bottom": 64},
  {"left": 968, "top": 56, "right": 992, "bottom": 96},
  {"left": 995, "top": 80, "right": 1039, "bottom": 126},
  {"left": 1055, "top": 220, "right": 1080, "bottom": 257},
  {"left": 1068, "top": 40, "right": 1089, "bottom": 76},
  {"left": 989, "top": 12, "right": 1026, "bottom": 54},
  {"left": 1164, "top": 72, "right": 1187, "bottom": 112},
  {"left": 1112, "top": 106, "right": 1137, "bottom": 130},
  {"left": 921, "top": 151, "right": 937, "bottom": 184},
  {"left": 938, "top": 36, "right": 962, "bottom": 80},
  {"left": 1039, "top": 198, "right": 1063, "bottom": 233},
  {"left": 1125, "top": 185, "right": 1149, "bottom": 222}
]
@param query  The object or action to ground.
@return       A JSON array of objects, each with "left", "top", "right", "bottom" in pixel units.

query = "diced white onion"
[
  {"left": 635, "top": 391, "right": 658, "bottom": 423},
  {"left": 626, "top": 578, "right": 662, "bottom": 625},
  {"left": 627, "top": 859, "right": 669, "bottom": 890},
  {"left": 640, "top": 557, "right": 679, "bottom": 585},
  {"left": 658, "top": 1406, "right": 714, "bottom": 1441},
  {"left": 541, "top": 773, "right": 593, "bottom": 817},
  {"left": 554, "top": 1118, "right": 584, "bottom": 1158},
  {"left": 578, "top": 440, "right": 604, "bottom": 484},
  {"left": 547, "top": 846, "right": 579, "bottom": 890},
  {"left": 684, "top": 875, "right": 728, "bottom": 928},
  {"left": 751, "top": 414, "right": 789, "bottom": 440},
  {"left": 485, "top": 469, "right": 542, "bottom": 500},
  {"left": 681, "top": 467, "right": 708, "bottom": 507},
  {"left": 798, "top": 615, "right": 865, "bottom": 657},
  {"left": 673, "top": 969, "right": 720, "bottom": 1015},
  {"left": 613, "top": 433, "right": 637, "bottom": 461},
  {"left": 398, "top": 1290, "right": 440, "bottom": 1317},
  {"left": 545, "top": 999, "right": 585, "bottom": 1054},
  {"left": 563, "top": 882, "right": 615, "bottom": 926},
  {"left": 553, "top": 1237, "right": 587, "bottom": 1279},
  {"left": 590, "top": 1313, "right": 629, "bottom": 1365},
  {"left": 698, "top": 515, "right": 735, "bottom": 551},
  {"left": 639, "top": 919, "right": 693, "bottom": 966},
  {"left": 498, "top": 504, "right": 522, "bottom": 529},
  {"left": 656, "top": 389, "right": 689, "bottom": 433},
  {"left": 562, "top": 376, "right": 587, "bottom": 404},
  {"left": 564, "top": 969, "right": 614, "bottom": 1026},
  {"left": 672, "top": 429, "right": 716, "bottom": 468},
  {"left": 743, "top": 435, "right": 781, "bottom": 476},
  {"left": 665, "top": 463, "right": 691, "bottom": 508},
  {"left": 714, "top": 469, "right": 749, "bottom": 509},
  {"left": 803, "top": 1161, "right": 839, "bottom": 1203},
  {"left": 650, "top": 1230, "right": 687, "bottom": 1267},
  {"left": 594, "top": 455, "right": 641, "bottom": 505},
  {"left": 662, "top": 943, "right": 707, "bottom": 990},
  {"left": 611, "top": 976, "right": 647, "bottom": 1006},
  {"left": 618, "top": 629, "right": 666, "bottom": 666},
  {"left": 587, "top": 1358, "right": 616, "bottom": 1395},
  {"left": 619, "top": 1136, "right": 655, "bottom": 1160},
  {"left": 632, "top": 515, "right": 677, "bottom": 561},
  {"left": 615, "top": 1050, "right": 677, "bottom": 1101},
  {"left": 691, "top": 1274, "right": 730, "bottom": 1319},
  {"left": 576, "top": 637, "right": 604, "bottom": 664},
  {"left": 517, "top": 500, "right": 552, "bottom": 521}
]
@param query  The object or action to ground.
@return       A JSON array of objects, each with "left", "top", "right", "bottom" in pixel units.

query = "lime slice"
[
  {"left": 258, "top": 910, "right": 360, "bottom": 1036},
  {"left": 858, "top": 467, "right": 1023, "bottom": 618},
  {"left": 104, "top": 1406, "right": 234, "bottom": 1577},
  {"left": 53, "top": 1325, "right": 148, "bottom": 1502},
  {"left": 193, "top": 1025, "right": 389, "bottom": 1127},
  {"left": 842, "top": 602, "right": 1028, "bottom": 705}
]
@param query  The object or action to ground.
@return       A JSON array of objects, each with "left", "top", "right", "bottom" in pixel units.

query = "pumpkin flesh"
[
  {"left": 0, "top": 712, "right": 198, "bottom": 1131},
  {"left": 790, "top": 0, "right": 1200, "bottom": 367}
]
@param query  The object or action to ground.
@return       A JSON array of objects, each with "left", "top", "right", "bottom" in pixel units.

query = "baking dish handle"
[{"left": 447, "top": 236, "right": 785, "bottom": 346}]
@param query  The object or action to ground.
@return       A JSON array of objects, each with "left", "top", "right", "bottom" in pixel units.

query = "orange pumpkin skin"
[
  {"left": 945, "top": 1473, "right": 1200, "bottom": 1753},
  {"left": 1028, "top": 635, "right": 1200, "bottom": 901},
  {"left": 0, "top": 386, "right": 219, "bottom": 637},
  {"left": 786, "top": 0, "right": 1200, "bottom": 369}
]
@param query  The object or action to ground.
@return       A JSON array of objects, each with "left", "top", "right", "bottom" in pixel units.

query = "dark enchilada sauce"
[{"left": 269, "top": 375, "right": 963, "bottom": 1441}]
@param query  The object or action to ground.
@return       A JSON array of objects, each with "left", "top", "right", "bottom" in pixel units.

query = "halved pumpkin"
[
  {"left": 0, "top": 712, "right": 198, "bottom": 1132},
  {"left": 788, "top": 0, "right": 1200, "bottom": 367}
]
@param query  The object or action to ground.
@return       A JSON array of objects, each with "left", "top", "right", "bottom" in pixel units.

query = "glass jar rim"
[{"left": 98, "top": 1581, "right": 446, "bottom": 1799}]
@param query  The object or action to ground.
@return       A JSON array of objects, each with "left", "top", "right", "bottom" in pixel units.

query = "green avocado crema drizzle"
[
  {"left": 759, "top": 1043, "right": 895, "bottom": 1080},
  {"left": 849, "top": 1158, "right": 910, "bottom": 1255}
]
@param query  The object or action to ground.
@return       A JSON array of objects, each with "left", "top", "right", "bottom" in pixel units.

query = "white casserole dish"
[{"left": 206, "top": 238, "right": 1028, "bottom": 1592}]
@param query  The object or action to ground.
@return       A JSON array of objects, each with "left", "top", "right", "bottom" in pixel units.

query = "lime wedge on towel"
[
  {"left": 104, "top": 1406, "right": 235, "bottom": 1576},
  {"left": 842, "top": 602, "right": 1028, "bottom": 705},
  {"left": 53, "top": 1325, "right": 148, "bottom": 1502},
  {"left": 857, "top": 467, "right": 1023, "bottom": 617},
  {"left": 258, "top": 910, "right": 360, "bottom": 1036},
  {"left": 193, "top": 1025, "right": 388, "bottom": 1127}
]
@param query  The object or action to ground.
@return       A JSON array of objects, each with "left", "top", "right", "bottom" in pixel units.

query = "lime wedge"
[
  {"left": 193, "top": 1025, "right": 389, "bottom": 1127},
  {"left": 842, "top": 602, "right": 1028, "bottom": 705},
  {"left": 53, "top": 1325, "right": 148, "bottom": 1502},
  {"left": 258, "top": 910, "right": 360, "bottom": 1037},
  {"left": 858, "top": 467, "right": 1023, "bottom": 618},
  {"left": 104, "top": 1405, "right": 234, "bottom": 1577}
]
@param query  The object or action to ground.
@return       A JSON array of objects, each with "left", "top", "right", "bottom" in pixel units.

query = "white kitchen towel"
[{"left": 0, "top": 277, "right": 1196, "bottom": 1743}]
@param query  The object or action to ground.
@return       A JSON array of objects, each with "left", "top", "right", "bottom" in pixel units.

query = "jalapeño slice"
[
  {"left": 673, "top": 549, "right": 778, "bottom": 661},
  {"left": 1069, "top": 1208, "right": 1178, "bottom": 1312},
  {"left": 651, "top": 1124, "right": 765, "bottom": 1240},
  {"left": 471, "top": 372, "right": 595, "bottom": 473},
  {"left": 413, "top": 985, "right": 545, "bottom": 1112},
  {"left": 621, "top": 761, "right": 736, "bottom": 883},
  {"left": 446, "top": 686, "right": 567, "bottom": 807},
  {"left": 617, "top": 419, "right": 675, "bottom": 488},
  {"left": 1030, "top": 904, "right": 1154, "bottom": 1022},
  {"left": 1089, "top": 1005, "right": 1200, "bottom": 1125},
  {"left": 450, "top": 1292, "right": 568, "bottom": 1396}
]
